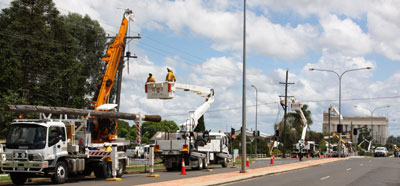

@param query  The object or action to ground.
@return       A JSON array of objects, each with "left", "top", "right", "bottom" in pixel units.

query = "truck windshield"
[{"left": 6, "top": 124, "right": 47, "bottom": 149}]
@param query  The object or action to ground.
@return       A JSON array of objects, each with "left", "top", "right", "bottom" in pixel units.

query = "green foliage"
[
  {"left": 194, "top": 115, "right": 205, "bottom": 132},
  {"left": 0, "top": 0, "right": 106, "bottom": 138},
  {"left": 319, "top": 139, "right": 327, "bottom": 153},
  {"left": 117, "top": 120, "right": 136, "bottom": 142},
  {"left": 141, "top": 120, "right": 179, "bottom": 143}
]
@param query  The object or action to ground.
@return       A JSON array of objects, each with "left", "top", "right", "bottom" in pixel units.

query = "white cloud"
[{"left": 319, "top": 14, "right": 372, "bottom": 56}]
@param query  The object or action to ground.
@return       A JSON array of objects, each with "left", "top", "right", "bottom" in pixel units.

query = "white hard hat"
[{"left": 167, "top": 67, "right": 173, "bottom": 72}]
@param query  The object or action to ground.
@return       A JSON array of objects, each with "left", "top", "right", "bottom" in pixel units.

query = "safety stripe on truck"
[{"left": 89, "top": 151, "right": 111, "bottom": 157}]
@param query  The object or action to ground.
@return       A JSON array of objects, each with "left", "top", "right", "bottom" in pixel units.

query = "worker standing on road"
[
  {"left": 147, "top": 73, "right": 155, "bottom": 82},
  {"left": 166, "top": 68, "right": 176, "bottom": 82},
  {"left": 299, "top": 144, "right": 304, "bottom": 161},
  {"left": 394, "top": 144, "right": 398, "bottom": 157},
  {"left": 101, "top": 144, "right": 113, "bottom": 178}
]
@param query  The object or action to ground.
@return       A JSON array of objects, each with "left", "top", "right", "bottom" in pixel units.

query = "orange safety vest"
[
  {"left": 147, "top": 76, "right": 155, "bottom": 82},
  {"left": 166, "top": 72, "right": 176, "bottom": 82},
  {"left": 100, "top": 146, "right": 113, "bottom": 162}
]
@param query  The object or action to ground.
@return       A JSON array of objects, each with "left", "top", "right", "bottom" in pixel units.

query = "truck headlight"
[
  {"left": 20, "top": 153, "right": 26, "bottom": 158},
  {"left": 14, "top": 153, "right": 19, "bottom": 159}
]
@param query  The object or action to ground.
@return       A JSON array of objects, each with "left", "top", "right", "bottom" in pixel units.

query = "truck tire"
[
  {"left": 10, "top": 173, "right": 27, "bottom": 185},
  {"left": 221, "top": 158, "right": 228, "bottom": 168},
  {"left": 117, "top": 160, "right": 124, "bottom": 177},
  {"left": 191, "top": 158, "right": 203, "bottom": 170},
  {"left": 94, "top": 164, "right": 106, "bottom": 179},
  {"left": 202, "top": 158, "right": 208, "bottom": 169},
  {"left": 51, "top": 161, "right": 68, "bottom": 184},
  {"left": 194, "top": 138, "right": 207, "bottom": 148}
]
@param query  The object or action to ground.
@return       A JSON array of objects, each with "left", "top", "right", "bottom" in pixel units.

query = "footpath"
[{"left": 137, "top": 157, "right": 347, "bottom": 186}]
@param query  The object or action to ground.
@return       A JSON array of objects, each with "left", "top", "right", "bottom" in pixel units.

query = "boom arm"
[
  {"left": 290, "top": 100, "right": 308, "bottom": 144},
  {"left": 93, "top": 9, "right": 135, "bottom": 109},
  {"left": 174, "top": 83, "right": 214, "bottom": 132},
  {"left": 91, "top": 9, "right": 135, "bottom": 142}
]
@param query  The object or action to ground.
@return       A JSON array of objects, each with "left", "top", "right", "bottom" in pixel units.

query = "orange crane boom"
[{"left": 91, "top": 9, "right": 135, "bottom": 142}]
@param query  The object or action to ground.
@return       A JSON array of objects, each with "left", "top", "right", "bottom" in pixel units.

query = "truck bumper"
[{"left": 0, "top": 152, "right": 48, "bottom": 173}]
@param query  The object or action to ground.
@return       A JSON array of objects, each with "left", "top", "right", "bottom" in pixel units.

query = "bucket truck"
[
  {"left": 0, "top": 9, "right": 163, "bottom": 185},
  {"left": 146, "top": 82, "right": 231, "bottom": 171},
  {"left": 290, "top": 99, "right": 317, "bottom": 157}
]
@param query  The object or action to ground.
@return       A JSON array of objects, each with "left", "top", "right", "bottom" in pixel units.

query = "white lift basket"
[{"left": 145, "top": 82, "right": 175, "bottom": 99}]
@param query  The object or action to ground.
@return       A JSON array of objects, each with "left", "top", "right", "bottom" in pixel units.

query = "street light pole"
[
  {"left": 354, "top": 105, "right": 390, "bottom": 144},
  {"left": 240, "top": 0, "right": 247, "bottom": 173},
  {"left": 251, "top": 85, "right": 258, "bottom": 156},
  {"left": 310, "top": 67, "right": 371, "bottom": 157}
]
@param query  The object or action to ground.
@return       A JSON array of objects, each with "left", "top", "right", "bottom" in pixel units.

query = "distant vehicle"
[
  {"left": 374, "top": 147, "right": 388, "bottom": 157},
  {"left": 330, "top": 144, "right": 348, "bottom": 157}
]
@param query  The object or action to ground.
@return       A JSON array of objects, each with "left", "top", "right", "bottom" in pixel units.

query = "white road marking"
[
  {"left": 360, "top": 163, "right": 364, "bottom": 166},
  {"left": 346, "top": 168, "right": 352, "bottom": 171},
  {"left": 320, "top": 176, "right": 330, "bottom": 180}
]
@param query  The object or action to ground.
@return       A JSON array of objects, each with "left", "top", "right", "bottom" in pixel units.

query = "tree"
[
  {"left": 117, "top": 120, "right": 136, "bottom": 142},
  {"left": 319, "top": 139, "right": 327, "bottom": 153},
  {"left": 194, "top": 115, "right": 205, "bottom": 132},
  {"left": 0, "top": 0, "right": 106, "bottom": 137},
  {"left": 141, "top": 120, "right": 179, "bottom": 144}
]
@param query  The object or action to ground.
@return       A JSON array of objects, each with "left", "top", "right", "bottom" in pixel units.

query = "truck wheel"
[
  {"left": 202, "top": 158, "right": 208, "bottom": 169},
  {"left": 94, "top": 164, "right": 106, "bottom": 178},
  {"left": 10, "top": 173, "right": 27, "bottom": 185},
  {"left": 51, "top": 161, "right": 68, "bottom": 184},
  {"left": 221, "top": 158, "right": 228, "bottom": 168},
  {"left": 117, "top": 160, "right": 124, "bottom": 177},
  {"left": 191, "top": 158, "right": 203, "bottom": 170}
]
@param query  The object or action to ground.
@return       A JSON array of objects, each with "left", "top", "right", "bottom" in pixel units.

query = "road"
[
  {"left": 226, "top": 157, "right": 400, "bottom": 186},
  {"left": 0, "top": 157, "right": 312, "bottom": 186}
]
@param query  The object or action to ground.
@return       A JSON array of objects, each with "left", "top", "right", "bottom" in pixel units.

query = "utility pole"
[
  {"left": 115, "top": 34, "right": 141, "bottom": 111},
  {"left": 279, "top": 69, "right": 294, "bottom": 158}
]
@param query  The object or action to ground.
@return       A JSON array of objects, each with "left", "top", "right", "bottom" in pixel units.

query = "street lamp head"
[
  {"left": 251, "top": 85, "right": 255, "bottom": 88},
  {"left": 309, "top": 68, "right": 315, "bottom": 71},
  {"left": 366, "top": 67, "right": 372, "bottom": 69},
  {"left": 386, "top": 105, "right": 390, "bottom": 108}
]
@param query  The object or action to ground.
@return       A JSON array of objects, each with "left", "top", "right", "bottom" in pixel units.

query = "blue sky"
[{"left": 2, "top": 0, "right": 400, "bottom": 136}]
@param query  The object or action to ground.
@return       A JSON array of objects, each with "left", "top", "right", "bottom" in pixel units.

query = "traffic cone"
[
  {"left": 307, "top": 154, "right": 310, "bottom": 159},
  {"left": 324, "top": 154, "right": 327, "bottom": 158},
  {"left": 180, "top": 158, "right": 186, "bottom": 175},
  {"left": 330, "top": 154, "right": 333, "bottom": 158},
  {"left": 270, "top": 154, "right": 274, "bottom": 165},
  {"left": 296, "top": 154, "right": 299, "bottom": 159},
  {"left": 246, "top": 154, "right": 250, "bottom": 167}
]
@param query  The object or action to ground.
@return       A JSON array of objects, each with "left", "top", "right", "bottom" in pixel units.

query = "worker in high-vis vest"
[
  {"left": 101, "top": 145, "right": 113, "bottom": 178},
  {"left": 165, "top": 68, "right": 176, "bottom": 82},
  {"left": 147, "top": 73, "right": 155, "bottom": 82}
]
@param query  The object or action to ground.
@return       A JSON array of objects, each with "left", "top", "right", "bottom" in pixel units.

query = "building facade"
[{"left": 322, "top": 112, "right": 388, "bottom": 145}]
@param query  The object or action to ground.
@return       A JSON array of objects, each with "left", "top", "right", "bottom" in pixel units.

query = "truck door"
[{"left": 46, "top": 126, "right": 67, "bottom": 160}]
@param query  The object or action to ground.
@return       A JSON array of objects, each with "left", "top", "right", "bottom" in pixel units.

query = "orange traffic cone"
[
  {"left": 180, "top": 158, "right": 186, "bottom": 175},
  {"left": 270, "top": 154, "right": 274, "bottom": 165},
  {"left": 324, "top": 154, "right": 327, "bottom": 158},
  {"left": 246, "top": 155, "right": 250, "bottom": 167},
  {"left": 237, "top": 155, "right": 239, "bottom": 160},
  {"left": 296, "top": 154, "right": 299, "bottom": 159},
  {"left": 307, "top": 154, "right": 310, "bottom": 159},
  {"left": 330, "top": 154, "right": 333, "bottom": 158}
]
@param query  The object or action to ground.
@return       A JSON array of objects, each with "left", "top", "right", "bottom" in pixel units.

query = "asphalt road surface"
[
  {"left": 226, "top": 157, "right": 400, "bottom": 186},
  {"left": 0, "top": 157, "right": 312, "bottom": 186}
]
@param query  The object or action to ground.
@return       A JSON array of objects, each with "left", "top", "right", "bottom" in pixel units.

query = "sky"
[{"left": 1, "top": 0, "right": 400, "bottom": 136}]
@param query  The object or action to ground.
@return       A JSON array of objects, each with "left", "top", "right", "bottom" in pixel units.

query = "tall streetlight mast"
[
  {"left": 354, "top": 105, "right": 390, "bottom": 144},
  {"left": 240, "top": 0, "right": 247, "bottom": 173},
  {"left": 251, "top": 85, "right": 258, "bottom": 156},
  {"left": 310, "top": 67, "right": 371, "bottom": 157}
]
